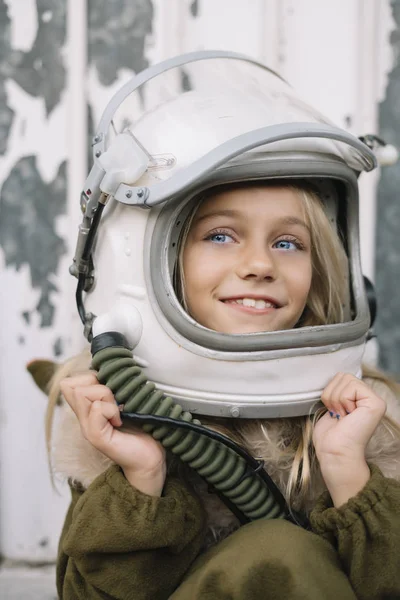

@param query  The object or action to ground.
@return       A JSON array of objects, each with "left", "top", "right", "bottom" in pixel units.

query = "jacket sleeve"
[
  {"left": 57, "top": 464, "right": 206, "bottom": 600},
  {"left": 310, "top": 464, "right": 400, "bottom": 600}
]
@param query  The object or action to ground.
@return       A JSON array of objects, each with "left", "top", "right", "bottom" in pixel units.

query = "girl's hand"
[
  {"left": 313, "top": 373, "right": 386, "bottom": 507},
  {"left": 60, "top": 372, "right": 166, "bottom": 497}
]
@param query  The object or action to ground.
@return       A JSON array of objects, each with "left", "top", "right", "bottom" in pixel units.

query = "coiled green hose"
[{"left": 92, "top": 343, "right": 288, "bottom": 522}]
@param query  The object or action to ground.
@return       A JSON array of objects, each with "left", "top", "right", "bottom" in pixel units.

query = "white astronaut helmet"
[{"left": 71, "top": 50, "right": 380, "bottom": 420}]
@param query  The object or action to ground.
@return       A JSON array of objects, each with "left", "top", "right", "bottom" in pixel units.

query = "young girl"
[{"left": 40, "top": 53, "right": 400, "bottom": 599}]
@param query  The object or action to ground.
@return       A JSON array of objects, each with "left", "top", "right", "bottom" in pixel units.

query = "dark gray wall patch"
[
  {"left": 0, "top": 0, "right": 67, "bottom": 332},
  {"left": 180, "top": 68, "right": 193, "bottom": 92},
  {"left": 53, "top": 336, "right": 64, "bottom": 357},
  {"left": 376, "top": 0, "right": 400, "bottom": 375},
  {"left": 88, "top": 0, "right": 153, "bottom": 86},
  {"left": 0, "top": 157, "right": 67, "bottom": 327},
  {"left": 190, "top": 0, "right": 199, "bottom": 17},
  {"left": 0, "top": 0, "right": 16, "bottom": 156},
  {"left": 11, "top": 0, "right": 66, "bottom": 115}
]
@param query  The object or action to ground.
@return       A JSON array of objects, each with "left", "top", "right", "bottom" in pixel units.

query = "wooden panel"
[{"left": 0, "top": 0, "right": 395, "bottom": 563}]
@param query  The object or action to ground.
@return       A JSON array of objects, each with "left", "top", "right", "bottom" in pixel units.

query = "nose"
[{"left": 235, "top": 242, "right": 276, "bottom": 281}]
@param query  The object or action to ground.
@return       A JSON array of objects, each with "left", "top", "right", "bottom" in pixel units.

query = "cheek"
[
  {"left": 183, "top": 247, "right": 213, "bottom": 299},
  {"left": 299, "top": 267, "right": 313, "bottom": 302},
  {"left": 286, "top": 258, "right": 313, "bottom": 302},
  {"left": 186, "top": 268, "right": 223, "bottom": 299},
  {"left": 183, "top": 245, "right": 227, "bottom": 294}
]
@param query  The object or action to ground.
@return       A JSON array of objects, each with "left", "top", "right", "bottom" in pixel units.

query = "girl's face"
[{"left": 182, "top": 186, "right": 313, "bottom": 334}]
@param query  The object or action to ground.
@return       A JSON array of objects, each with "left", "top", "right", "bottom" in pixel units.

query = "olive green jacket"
[{"left": 57, "top": 464, "right": 400, "bottom": 600}]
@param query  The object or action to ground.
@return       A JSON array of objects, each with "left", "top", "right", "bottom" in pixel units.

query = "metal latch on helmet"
[
  {"left": 70, "top": 132, "right": 151, "bottom": 281},
  {"left": 69, "top": 192, "right": 108, "bottom": 284},
  {"left": 359, "top": 134, "right": 398, "bottom": 166},
  {"left": 69, "top": 218, "right": 93, "bottom": 280},
  {"left": 81, "top": 131, "right": 150, "bottom": 218},
  {"left": 96, "top": 132, "right": 149, "bottom": 197}
]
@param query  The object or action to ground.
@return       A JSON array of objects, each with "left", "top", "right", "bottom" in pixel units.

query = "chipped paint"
[
  {"left": 190, "top": 0, "right": 199, "bottom": 17},
  {"left": 53, "top": 336, "right": 63, "bottom": 357},
  {"left": 0, "top": 0, "right": 66, "bottom": 118},
  {"left": 0, "top": 0, "right": 67, "bottom": 329},
  {"left": 0, "top": 156, "right": 67, "bottom": 327},
  {"left": 38, "top": 537, "right": 49, "bottom": 547},
  {"left": 376, "top": 0, "right": 400, "bottom": 374},
  {"left": 180, "top": 68, "right": 192, "bottom": 91},
  {"left": 21, "top": 311, "right": 30, "bottom": 324},
  {"left": 0, "top": 0, "right": 16, "bottom": 155},
  {"left": 88, "top": 0, "right": 153, "bottom": 85},
  {"left": 0, "top": 0, "right": 155, "bottom": 332}
]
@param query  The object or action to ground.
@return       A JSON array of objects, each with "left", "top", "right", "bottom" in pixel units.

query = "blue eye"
[
  {"left": 209, "top": 233, "right": 234, "bottom": 244},
  {"left": 274, "top": 239, "right": 298, "bottom": 251}
]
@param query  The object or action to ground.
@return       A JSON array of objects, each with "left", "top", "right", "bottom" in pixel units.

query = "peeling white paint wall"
[{"left": 0, "top": 0, "right": 395, "bottom": 562}]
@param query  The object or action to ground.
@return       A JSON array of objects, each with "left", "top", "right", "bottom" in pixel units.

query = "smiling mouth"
[{"left": 220, "top": 297, "right": 280, "bottom": 312}]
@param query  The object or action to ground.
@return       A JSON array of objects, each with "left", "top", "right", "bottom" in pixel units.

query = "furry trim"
[
  {"left": 52, "top": 402, "right": 114, "bottom": 489},
  {"left": 364, "top": 376, "right": 400, "bottom": 480}
]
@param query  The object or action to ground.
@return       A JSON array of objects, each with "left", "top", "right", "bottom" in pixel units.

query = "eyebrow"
[
  {"left": 194, "top": 209, "right": 240, "bottom": 223},
  {"left": 194, "top": 210, "right": 310, "bottom": 232},
  {"left": 278, "top": 216, "right": 310, "bottom": 232}
]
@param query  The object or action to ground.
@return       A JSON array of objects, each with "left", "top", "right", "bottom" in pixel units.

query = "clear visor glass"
[{"left": 101, "top": 56, "right": 374, "bottom": 179}]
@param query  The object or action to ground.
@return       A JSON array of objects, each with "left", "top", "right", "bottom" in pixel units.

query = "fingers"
[
  {"left": 322, "top": 373, "right": 355, "bottom": 418},
  {"left": 60, "top": 374, "right": 122, "bottom": 429},
  {"left": 60, "top": 372, "right": 98, "bottom": 406},
  {"left": 321, "top": 373, "right": 386, "bottom": 420},
  {"left": 78, "top": 385, "right": 122, "bottom": 427},
  {"left": 58, "top": 375, "right": 166, "bottom": 479},
  {"left": 83, "top": 400, "right": 122, "bottom": 447}
]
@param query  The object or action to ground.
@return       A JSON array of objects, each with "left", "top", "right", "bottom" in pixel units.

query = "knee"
[
  {"left": 231, "top": 518, "right": 337, "bottom": 571},
  {"left": 175, "top": 519, "right": 350, "bottom": 600}
]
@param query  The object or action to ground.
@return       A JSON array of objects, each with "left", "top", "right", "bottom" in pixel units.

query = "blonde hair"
[
  {"left": 45, "top": 349, "right": 92, "bottom": 483},
  {"left": 295, "top": 186, "right": 346, "bottom": 326}
]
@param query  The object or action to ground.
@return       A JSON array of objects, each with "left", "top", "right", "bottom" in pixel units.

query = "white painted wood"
[
  {"left": 278, "top": 0, "right": 359, "bottom": 130},
  {"left": 275, "top": 0, "right": 393, "bottom": 281},
  {"left": 259, "top": 0, "right": 282, "bottom": 71},
  {"left": 356, "top": 0, "right": 381, "bottom": 283},
  {"left": 181, "top": 0, "right": 267, "bottom": 56},
  {"left": 0, "top": 0, "right": 394, "bottom": 562},
  {"left": 0, "top": 0, "right": 86, "bottom": 562},
  {"left": 66, "top": 0, "right": 89, "bottom": 349},
  {"left": 0, "top": 271, "right": 71, "bottom": 561},
  {"left": 7, "top": 0, "right": 38, "bottom": 51},
  {"left": 356, "top": 0, "right": 396, "bottom": 282},
  {"left": 148, "top": 0, "right": 185, "bottom": 61}
]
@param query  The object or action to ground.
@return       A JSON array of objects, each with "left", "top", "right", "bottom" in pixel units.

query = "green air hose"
[{"left": 91, "top": 334, "right": 293, "bottom": 524}]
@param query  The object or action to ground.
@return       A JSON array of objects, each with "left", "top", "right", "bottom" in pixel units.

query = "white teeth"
[
  {"left": 255, "top": 300, "right": 267, "bottom": 309},
  {"left": 232, "top": 298, "right": 275, "bottom": 309},
  {"left": 242, "top": 298, "right": 255, "bottom": 307}
]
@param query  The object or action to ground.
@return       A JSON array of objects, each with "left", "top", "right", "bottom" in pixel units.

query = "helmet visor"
[{"left": 97, "top": 53, "right": 375, "bottom": 187}]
